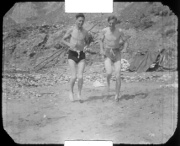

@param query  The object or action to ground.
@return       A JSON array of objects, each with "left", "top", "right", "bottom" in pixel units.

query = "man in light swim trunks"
[
  {"left": 99, "top": 15, "right": 128, "bottom": 101},
  {"left": 61, "top": 13, "right": 89, "bottom": 102}
]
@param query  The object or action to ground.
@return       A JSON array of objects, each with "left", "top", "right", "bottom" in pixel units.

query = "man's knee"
[
  {"left": 106, "top": 73, "right": 112, "bottom": 78},
  {"left": 77, "top": 74, "right": 83, "bottom": 80},
  {"left": 115, "top": 71, "right": 121, "bottom": 79},
  {"left": 71, "top": 74, "right": 77, "bottom": 80}
]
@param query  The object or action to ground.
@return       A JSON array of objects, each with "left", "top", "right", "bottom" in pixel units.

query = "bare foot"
[
  {"left": 115, "top": 94, "right": 121, "bottom": 102},
  {"left": 77, "top": 93, "right": 84, "bottom": 103},
  {"left": 69, "top": 92, "right": 74, "bottom": 102},
  {"left": 78, "top": 92, "right": 83, "bottom": 100}
]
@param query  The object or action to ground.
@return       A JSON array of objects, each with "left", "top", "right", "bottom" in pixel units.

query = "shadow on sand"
[
  {"left": 83, "top": 92, "right": 149, "bottom": 103},
  {"left": 119, "top": 92, "right": 149, "bottom": 101},
  {"left": 75, "top": 92, "right": 149, "bottom": 103},
  {"left": 84, "top": 94, "right": 114, "bottom": 102}
]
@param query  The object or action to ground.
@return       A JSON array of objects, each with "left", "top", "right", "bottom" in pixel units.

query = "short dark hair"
[
  {"left": 76, "top": 13, "right": 85, "bottom": 19},
  {"left": 107, "top": 15, "right": 117, "bottom": 22}
]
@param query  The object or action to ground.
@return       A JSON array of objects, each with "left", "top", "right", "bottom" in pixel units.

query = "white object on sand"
[
  {"left": 93, "top": 80, "right": 105, "bottom": 87},
  {"left": 160, "top": 82, "right": 178, "bottom": 88}
]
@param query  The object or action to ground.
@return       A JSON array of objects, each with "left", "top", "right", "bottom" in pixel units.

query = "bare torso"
[
  {"left": 102, "top": 27, "right": 124, "bottom": 49},
  {"left": 69, "top": 26, "right": 88, "bottom": 51}
]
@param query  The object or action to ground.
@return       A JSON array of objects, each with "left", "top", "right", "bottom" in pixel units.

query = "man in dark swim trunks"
[
  {"left": 61, "top": 13, "right": 89, "bottom": 102},
  {"left": 99, "top": 15, "right": 128, "bottom": 101}
]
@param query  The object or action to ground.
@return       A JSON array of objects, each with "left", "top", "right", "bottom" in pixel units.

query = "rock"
[
  {"left": 160, "top": 82, "right": 178, "bottom": 88},
  {"left": 45, "top": 29, "right": 64, "bottom": 48},
  {"left": 93, "top": 80, "right": 105, "bottom": 87},
  {"left": 121, "top": 59, "right": 130, "bottom": 71},
  {"left": 149, "top": 133, "right": 155, "bottom": 137},
  {"left": 158, "top": 74, "right": 172, "bottom": 81},
  {"left": 138, "top": 141, "right": 151, "bottom": 144},
  {"left": 33, "top": 74, "right": 42, "bottom": 80}
]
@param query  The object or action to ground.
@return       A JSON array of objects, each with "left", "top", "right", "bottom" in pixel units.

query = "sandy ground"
[{"left": 2, "top": 67, "right": 178, "bottom": 144}]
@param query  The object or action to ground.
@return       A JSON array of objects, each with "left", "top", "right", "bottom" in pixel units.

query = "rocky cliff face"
[{"left": 3, "top": 2, "right": 177, "bottom": 72}]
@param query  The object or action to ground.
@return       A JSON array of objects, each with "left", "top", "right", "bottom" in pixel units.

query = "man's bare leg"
[
  {"left": 77, "top": 60, "right": 86, "bottom": 100},
  {"left": 68, "top": 59, "right": 77, "bottom": 101},
  {"left": 104, "top": 58, "right": 112, "bottom": 95},
  {"left": 114, "top": 60, "right": 121, "bottom": 101}
]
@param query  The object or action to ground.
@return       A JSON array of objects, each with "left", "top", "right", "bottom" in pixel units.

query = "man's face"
[
  {"left": 76, "top": 17, "right": 85, "bottom": 28},
  {"left": 108, "top": 19, "right": 116, "bottom": 29}
]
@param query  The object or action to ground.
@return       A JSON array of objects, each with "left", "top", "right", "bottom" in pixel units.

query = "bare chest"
[
  {"left": 104, "top": 30, "right": 121, "bottom": 42},
  {"left": 71, "top": 29, "right": 86, "bottom": 41}
]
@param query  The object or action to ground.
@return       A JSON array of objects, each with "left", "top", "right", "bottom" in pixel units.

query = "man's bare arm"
[
  {"left": 61, "top": 29, "right": 73, "bottom": 48},
  {"left": 119, "top": 31, "right": 128, "bottom": 52},
  {"left": 98, "top": 30, "right": 105, "bottom": 55}
]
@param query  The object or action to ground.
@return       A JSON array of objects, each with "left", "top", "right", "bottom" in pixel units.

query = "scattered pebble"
[
  {"left": 149, "top": 133, "right": 155, "bottom": 137},
  {"left": 160, "top": 82, "right": 178, "bottom": 88},
  {"left": 138, "top": 141, "right": 151, "bottom": 144}
]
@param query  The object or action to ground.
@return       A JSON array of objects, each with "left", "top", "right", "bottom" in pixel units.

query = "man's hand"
[{"left": 83, "top": 46, "right": 90, "bottom": 52}]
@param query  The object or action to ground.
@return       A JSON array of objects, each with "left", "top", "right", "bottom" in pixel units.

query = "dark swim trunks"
[
  {"left": 68, "top": 50, "right": 85, "bottom": 64},
  {"left": 104, "top": 48, "right": 121, "bottom": 62}
]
